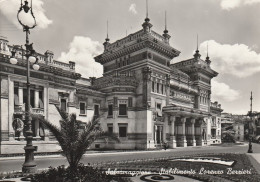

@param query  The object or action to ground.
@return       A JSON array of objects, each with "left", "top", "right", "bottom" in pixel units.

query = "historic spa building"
[{"left": 0, "top": 15, "right": 222, "bottom": 154}]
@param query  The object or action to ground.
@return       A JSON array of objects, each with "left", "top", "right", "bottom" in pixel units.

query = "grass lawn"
[{"left": 95, "top": 153, "right": 260, "bottom": 182}]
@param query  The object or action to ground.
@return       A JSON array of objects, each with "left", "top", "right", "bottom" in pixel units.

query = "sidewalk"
[{"left": 247, "top": 153, "right": 260, "bottom": 174}]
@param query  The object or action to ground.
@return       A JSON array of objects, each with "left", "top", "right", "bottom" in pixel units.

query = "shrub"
[{"left": 32, "top": 164, "right": 132, "bottom": 182}]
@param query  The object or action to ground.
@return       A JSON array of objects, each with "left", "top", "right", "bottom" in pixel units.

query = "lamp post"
[
  {"left": 10, "top": 0, "right": 39, "bottom": 173},
  {"left": 248, "top": 91, "right": 253, "bottom": 153}
]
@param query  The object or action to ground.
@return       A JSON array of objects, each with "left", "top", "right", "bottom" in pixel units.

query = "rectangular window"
[
  {"left": 94, "top": 105, "right": 99, "bottom": 116},
  {"left": 152, "top": 81, "right": 155, "bottom": 92},
  {"left": 23, "top": 88, "right": 27, "bottom": 105},
  {"left": 156, "top": 103, "right": 162, "bottom": 117},
  {"left": 39, "top": 91, "right": 44, "bottom": 108},
  {"left": 211, "top": 129, "right": 216, "bottom": 138},
  {"left": 80, "top": 102, "right": 86, "bottom": 115},
  {"left": 30, "top": 90, "right": 35, "bottom": 108},
  {"left": 119, "top": 104, "right": 127, "bottom": 116},
  {"left": 161, "top": 84, "right": 164, "bottom": 94},
  {"left": 108, "top": 104, "right": 113, "bottom": 116},
  {"left": 108, "top": 124, "right": 113, "bottom": 134},
  {"left": 61, "top": 99, "right": 67, "bottom": 111},
  {"left": 14, "top": 87, "right": 19, "bottom": 106},
  {"left": 119, "top": 126, "right": 127, "bottom": 137},
  {"left": 157, "top": 83, "right": 160, "bottom": 93},
  {"left": 156, "top": 103, "right": 161, "bottom": 110}
]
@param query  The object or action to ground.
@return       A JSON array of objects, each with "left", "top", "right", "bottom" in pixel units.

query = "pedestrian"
[{"left": 164, "top": 142, "right": 167, "bottom": 150}]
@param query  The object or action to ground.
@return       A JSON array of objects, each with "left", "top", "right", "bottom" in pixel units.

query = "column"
[
  {"left": 195, "top": 119, "right": 203, "bottom": 146},
  {"left": 34, "top": 89, "right": 41, "bottom": 140},
  {"left": 180, "top": 117, "right": 187, "bottom": 147},
  {"left": 8, "top": 78, "right": 15, "bottom": 141},
  {"left": 35, "top": 119, "right": 40, "bottom": 139},
  {"left": 18, "top": 87, "right": 23, "bottom": 106},
  {"left": 163, "top": 114, "right": 168, "bottom": 141},
  {"left": 18, "top": 86, "right": 25, "bottom": 139},
  {"left": 191, "top": 118, "right": 196, "bottom": 146},
  {"left": 159, "top": 126, "right": 162, "bottom": 144},
  {"left": 154, "top": 125, "right": 157, "bottom": 145},
  {"left": 169, "top": 116, "right": 176, "bottom": 148},
  {"left": 34, "top": 90, "right": 39, "bottom": 108},
  {"left": 44, "top": 87, "right": 49, "bottom": 141}
]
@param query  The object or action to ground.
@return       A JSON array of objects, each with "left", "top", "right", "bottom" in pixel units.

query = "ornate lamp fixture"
[{"left": 9, "top": 0, "right": 39, "bottom": 173}]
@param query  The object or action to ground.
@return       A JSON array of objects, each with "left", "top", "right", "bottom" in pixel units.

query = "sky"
[{"left": 0, "top": 0, "right": 260, "bottom": 115}]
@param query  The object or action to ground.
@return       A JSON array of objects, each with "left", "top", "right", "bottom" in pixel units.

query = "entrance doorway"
[{"left": 155, "top": 125, "right": 163, "bottom": 144}]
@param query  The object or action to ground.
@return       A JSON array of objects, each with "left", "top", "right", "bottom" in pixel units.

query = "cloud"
[
  {"left": 211, "top": 80, "right": 240, "bottom": 102},
  {"left": 58, "top": 36, "right": 103, "bottom": 78},
  {"left": 0, "top": 0, "right": 52, "bottom": 29},
  {"left": 129, "top": 3, "right": 137, "bottom": 15},
  {"left": 199, "top": 40, "right": 260, "bottom": 78},
  {"left": 220, "top": 0, "right": 260, "bottom": 10}
]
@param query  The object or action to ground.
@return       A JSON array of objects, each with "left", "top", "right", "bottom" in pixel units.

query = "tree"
[
  {"left": 222, "top": 129, "right": 236, "bottom": 143},
  {"left": 35, "top": 108, "right": 119, "bottom": 171}
]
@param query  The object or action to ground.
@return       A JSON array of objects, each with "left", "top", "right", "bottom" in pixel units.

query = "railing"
[
  {"left": 52, "top": 60, "right": 74, "bottom": 70},
  {"left": 1, "top": 48, "right": 75, "bottom": 71},
  {"left": 14, "top": 105, "right": 44, "bottom": 115},
  {"left": 32, "top": 108, "right": 44, "bottom": 115},
  {"left": 151, "top": 30, "right": 165, "bottom": 42},
  {"left": 106, "top": 30, "right": 144, "bottom": 51}
]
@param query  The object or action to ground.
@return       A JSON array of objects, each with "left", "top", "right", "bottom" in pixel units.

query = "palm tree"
[{"left": 34, "top": 108, "right": 119, "bottom": 171}]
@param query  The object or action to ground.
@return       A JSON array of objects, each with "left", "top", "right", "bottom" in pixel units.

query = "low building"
[
  {"left": 221, "top": 113, "right": 246, "bottom": 142},
  {"left": 209, "top": 102, "right": 222, "bottom": 144}
]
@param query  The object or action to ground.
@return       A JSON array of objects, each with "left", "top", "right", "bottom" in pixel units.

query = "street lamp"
[
  {"left": 9, "top": 0, "right": 39, "bottom": 173},
  {"left": 248, "top": 112, "right": 253, "bottom": 153},
  {"left": 248, "top": 92, "right": 253, "bottom": 153}
]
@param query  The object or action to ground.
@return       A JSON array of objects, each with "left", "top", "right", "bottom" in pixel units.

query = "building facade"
[
  {"left": 0, "top": 15, "right": 222, "bottom": 153},
  {"left": 221, "top": 113, "right": 245, "bottom": 142}
]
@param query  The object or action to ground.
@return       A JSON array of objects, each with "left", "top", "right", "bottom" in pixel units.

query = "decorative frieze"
[
  {"left": 170, "top": 90, "right": 193, "bottom": 102},
  {"left": 91, "top": 75, "right": 138, "bottom": 90}
]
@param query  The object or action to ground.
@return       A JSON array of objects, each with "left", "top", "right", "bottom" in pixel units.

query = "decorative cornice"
[{"left": 95, "top": 30, "right": 180, "bottom": 65}]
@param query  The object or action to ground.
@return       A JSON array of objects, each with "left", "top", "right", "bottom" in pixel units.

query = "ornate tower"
[
  {"left": 171, "top": 35, "right": 218, "bottom": 112},
  {"left": 103, "top": 20, "right": 110, "bottom": 51},
  {"left": 162, "top": 11, "right": 171, "bottom": 44}
]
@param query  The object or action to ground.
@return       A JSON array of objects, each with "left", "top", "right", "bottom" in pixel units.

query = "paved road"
[{"left": 1, "top": 143, "right": 260, "bottom": 173}]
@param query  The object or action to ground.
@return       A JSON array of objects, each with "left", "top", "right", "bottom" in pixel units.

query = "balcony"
[
  {"left": 170, "top": 79, "right": 198, "bottom": 94},
  {"left": 14, "top": 105, "right": 44, "bottom": 116},
  {"left": 32, "top": 108, "right": 44, "bottom": 115}
]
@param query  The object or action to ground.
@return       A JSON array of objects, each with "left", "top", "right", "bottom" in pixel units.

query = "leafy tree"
[
  {"left": 222, "top": 129, "right": 236, "bottom": 143},
  {"left": 35, "top": 108, "right": 119, "bottom": 171}
]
